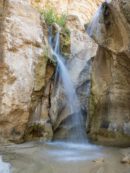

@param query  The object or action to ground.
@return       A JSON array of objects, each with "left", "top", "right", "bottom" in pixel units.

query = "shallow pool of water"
[
  {"left": 0, "top": 141, "right": 130, "bottom": 173},
  {"left": 43, "top": 141, "right": 103, "bottom": 162}
]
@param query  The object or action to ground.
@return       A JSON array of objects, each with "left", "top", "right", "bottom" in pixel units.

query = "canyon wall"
[
  {"left": 0, "top": 0, "right": 53, "bottom": 143},
  {"left": 31, "top": 0, "right": 103, "bottom": 26},
  {"left": 0, "top": 0, "right": 102, "bottom": 143},
  {"left": 88, "top": 0, "right": 130, "bottom": 146}
]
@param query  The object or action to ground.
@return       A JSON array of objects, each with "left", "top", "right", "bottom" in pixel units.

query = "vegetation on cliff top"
[
  {"left": 40, "top": 6, "right": 67, "bottom": 27},
  {"left": 40, "top": 6, "right": 71, "bottom": 57}
]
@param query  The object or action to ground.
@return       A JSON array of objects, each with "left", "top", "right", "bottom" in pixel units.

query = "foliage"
[
  {"left": 27, "top": 123, "right": 44, "bottom": 137},
  {"left": 40, "top": 7, "right": 67, "bottom": 27},
  {"left": 56, "top": 14, "right": 67, "bottom": 27},
  {"left": 62, "top": 27, "right": 71, "bottom": 36},
  {"left": 40, "top": 6, "right": 71, "bottom": 59},
  {"left": 35, "top": 0, "right": 41, "bottom": 3},
  {"left": 60, "top": 30, "right": 71, "bottom": 57},
  {"left": 42, "top": 47, "right": 56, "bottom": 65},
  {"left": 41, "top": 8, "right": 56, "bottom": 26}
]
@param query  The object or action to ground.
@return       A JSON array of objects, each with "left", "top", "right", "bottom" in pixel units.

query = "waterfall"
[
  {"left": 87, "top": 1, "right": 111, "bottom": 37},
  {"left": 87, "top": 5, "right": 102, "bottom": 36},
  {"left": 49, "top": 29, "right": 87, "bottom": 143}
]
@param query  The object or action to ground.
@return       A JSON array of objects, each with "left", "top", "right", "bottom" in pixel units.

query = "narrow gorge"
[{"left": 0, "top": 0, "right": 130, "bottom": 173}]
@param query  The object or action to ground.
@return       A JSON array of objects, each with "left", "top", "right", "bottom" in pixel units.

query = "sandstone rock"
[
  {"left": 93, "top": 158, "right": 104, "bottom": 164},
  {"left": 121, "top": 156, "right": 130, "bottom": 164},
  {"left": 0, "top": 0, "right": 103, "bottom": 143},
  {"left": 88, "top": 0, "right": 130, "bottom": 146},
  {"left": 120, "top": 149, "right": 130, "bottom": 164},
  {"left": 24, "top": 62, "right": 54, "bottom": 142},
  {"left": 0, "top": 0, "right": 49, "bottom": 143},
  {"left": 31, "top": 0, "right": 103, "bottom": 27}
]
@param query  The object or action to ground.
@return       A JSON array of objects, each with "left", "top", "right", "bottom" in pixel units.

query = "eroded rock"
[
  {"left": 0, "top": 0, "right": 50, "bottom": 143},
  {"left": 88, "top": 0, "right": 130, "bottom": 146}
]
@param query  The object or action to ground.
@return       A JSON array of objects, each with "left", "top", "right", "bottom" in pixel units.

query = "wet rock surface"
[{"left": 49, "top": 29, "right": 97, "bottom": 140}]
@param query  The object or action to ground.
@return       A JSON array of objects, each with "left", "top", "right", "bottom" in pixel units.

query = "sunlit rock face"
[
  {"left": 88, "top": 0, "right": 130, "bottom": 146},
  {"left": 0, "top": 0, "right": 50, "bottom": 143},
  {"left": 31, "top": 0, "right": 103, "bottom": 26}
]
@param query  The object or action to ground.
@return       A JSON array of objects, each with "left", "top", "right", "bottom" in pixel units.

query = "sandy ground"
[{"left": 0, "top": 141, "right": 130, "bottom": 173}]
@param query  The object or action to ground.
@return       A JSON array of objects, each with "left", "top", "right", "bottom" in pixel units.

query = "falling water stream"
[
  {"left": 49, "top": 29, "right": 87, "bottom": 143},
  {"left": 87, "top": 5, "right": 102, "bottom": 36}
]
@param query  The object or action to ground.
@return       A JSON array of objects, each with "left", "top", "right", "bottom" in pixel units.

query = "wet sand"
[{"left": 0, "top": 141, "right": 130, "bottom": 173}]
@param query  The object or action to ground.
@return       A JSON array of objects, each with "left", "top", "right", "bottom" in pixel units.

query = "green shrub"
[
  {"left": 35, "top": 0, "right": 41, "bottom": 3},
  {"left": 41, "top": 7, "right": 67, "bottom": 27},
  {"left": 41, "top": 8, "right": 56, "bottom": 26},
  {"left": 56, "top": 14, "right": 67, "bottom": 27}
]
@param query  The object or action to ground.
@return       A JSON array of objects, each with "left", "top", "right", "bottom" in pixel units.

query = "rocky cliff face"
[
  {"left": 41, "top": 1, "right": 99, "bottom": 140},
  {"left": 88, "top": 0, "right": 130, "bottom": 146},
  {"left": 0, "top": 0, "right": 103, "bottom": 143},
  {"left": 41, "top": 0, "right": 103, "bottom": 141},
  {"left": 0, "top": 0, "right": 54, "bottom": 143},
  {"left": 31, "top": 0, "right": 103, "bottom": 26}
]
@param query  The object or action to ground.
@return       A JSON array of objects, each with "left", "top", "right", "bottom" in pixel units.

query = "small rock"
[
  {"left": 93, "top": 158, "right": 104, "bottom": 163},
  {"left": 121, "top": 156, "right": 130, "bottom": 164}
]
